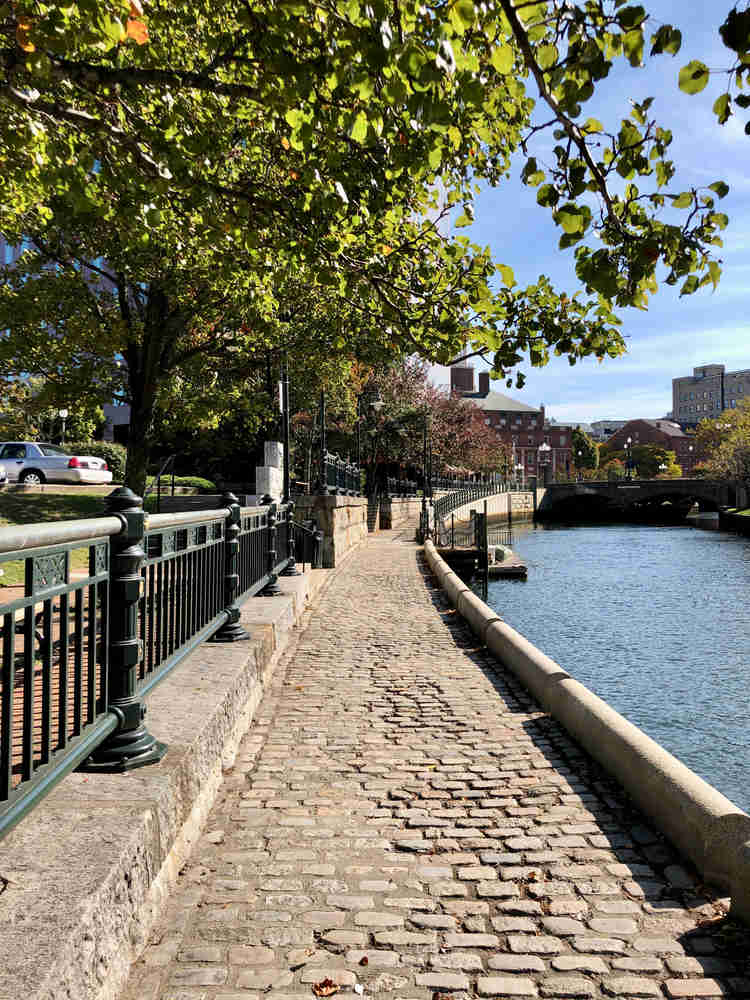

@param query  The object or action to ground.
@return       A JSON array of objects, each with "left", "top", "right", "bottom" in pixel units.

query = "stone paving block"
[
  {"left": 476, "top": 977, "right": 538, "bottom": 996},
  {"left": 663, "top": 980, "right": 727, "bottom": 998}
]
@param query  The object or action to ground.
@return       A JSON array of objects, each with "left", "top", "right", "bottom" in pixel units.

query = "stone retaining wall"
[
  {"left": 293, "top": 494, "right": 368, "bottom": 566},
  {"left": 443, "top": 489, "right": 543, "bottom": 524},
  {"left": 424, "top": 538, "right": 750, "bottom": 925}
]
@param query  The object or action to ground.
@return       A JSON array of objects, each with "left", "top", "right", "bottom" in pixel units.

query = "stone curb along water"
[
  {"left": 423, "top": 538, "right": 750, "bottom": 925},
  {"left": 0, "top": 546, "right": 360, "bottom": 1000}
]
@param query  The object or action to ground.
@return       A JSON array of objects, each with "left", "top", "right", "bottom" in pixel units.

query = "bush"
[
  {"left": 67, "top": 441, "right": 127, "bottom": 482},
  {"left": 146, "top": 474, "right": 218, "bottom": 493}
]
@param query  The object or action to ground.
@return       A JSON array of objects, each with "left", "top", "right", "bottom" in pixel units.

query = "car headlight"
[{"left": 0, "top": 463, "right": 6, "bottom": 478}]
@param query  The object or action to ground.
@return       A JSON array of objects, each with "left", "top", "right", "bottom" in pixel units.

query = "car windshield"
[{"left": 38, "top": 444, "right": 69, "bottom": 457}]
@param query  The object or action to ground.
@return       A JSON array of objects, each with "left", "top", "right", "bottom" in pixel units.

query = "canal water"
[{"left": 484, "top": 521, "right": 750, "bottom": 813}]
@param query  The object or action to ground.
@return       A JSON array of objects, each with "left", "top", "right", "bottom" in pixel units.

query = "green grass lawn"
[{"left": 0, "top": 492, "right": 110, "bottom": 589}]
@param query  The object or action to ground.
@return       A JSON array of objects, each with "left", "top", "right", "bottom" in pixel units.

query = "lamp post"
[
  {"left": 576, "top": 449, "right": 583, "bottom": 481},
  {"left": 58, "top": 408, "right": 69, "bottom": 446},
  {"left": 625, "top": 436, "right": 633, "bottom": 479},
  {"left": 317, "top": 391, "right": 328, "bottom": 495},
  {"left": 687, "top": 443, "right": 693, "bottom": 475},
  {"left": 537, "top": 441, "right": 552, "bottom": 485},
  {"left": 421, "top": 414, "right": 429, "bottom": 540}
]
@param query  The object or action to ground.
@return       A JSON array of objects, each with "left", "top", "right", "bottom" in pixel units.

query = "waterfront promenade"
[{"left": 121, "top": 533, "right": 750, "bottom": 1000}]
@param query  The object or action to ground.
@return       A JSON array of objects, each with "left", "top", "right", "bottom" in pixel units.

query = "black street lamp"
[
  {"left": 317, "top": 390, "right": 328, "bottom": 495},
  {"left": 421, "top": 413, "right": 431, "bottom": 540},
  {"left": 625, "top": 435, "right": 633, "bottom": 479}
]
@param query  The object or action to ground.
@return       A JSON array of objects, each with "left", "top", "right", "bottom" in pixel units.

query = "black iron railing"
[
  {"left": 293, "top": 520, "right": 323, "bottom": 571},
  {"left": 0, "top": 516, "right": 119, "bottom": 836},
  {"left": 433, "top": 514, "right": 513, "bottom": 550},
  {"left": 0, "top": 489, "right": 297, "bottom": 839},
  {"left": 322, "top": 452, "right": 361, "bottom": 495},
  {"left": 433, "top": 482, "right": 510, "bottom": 523},
  {"left": 386, "top": 477, "right": 418, "bottom": 497}
]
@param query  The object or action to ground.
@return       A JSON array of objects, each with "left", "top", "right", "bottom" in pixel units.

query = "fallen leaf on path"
[{"left": 313, "top": 979, "right": 340, "bottom": 997}]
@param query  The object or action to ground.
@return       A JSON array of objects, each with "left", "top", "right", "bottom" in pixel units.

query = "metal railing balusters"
[
  {"left": 73, "top": 590, "right": 83, "bottom": 737},
  {"left": 1, "top": 613, "right": 13, "bottom": 799},
  {"left": 22, "top": 604, "right": 34, "bottom": 782},
  {"left": 40, "top": 599, "right": 52, "bottom": 765},
  {"left": 58, "top": 592, "right": 69, "bottom": 753}
]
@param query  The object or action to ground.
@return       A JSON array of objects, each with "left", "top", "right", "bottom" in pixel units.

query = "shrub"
[
  {"left": 146, "top": 474, "right": 218, "bottom": 493},
  {"left": 67, "top": 441, "right": 127, "bottom": 481}
]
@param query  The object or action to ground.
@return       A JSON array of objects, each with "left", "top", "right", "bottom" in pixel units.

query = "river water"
[{"left": 484, "top": 520, "right": 750, "bottom": 813}]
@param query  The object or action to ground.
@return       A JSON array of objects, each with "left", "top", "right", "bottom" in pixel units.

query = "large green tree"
[
  {"left": 0, "top": 1, "right": 735, "bottom": 490},
  {"left": 695, "top": 402, "right": 750, "bottom": 486}
]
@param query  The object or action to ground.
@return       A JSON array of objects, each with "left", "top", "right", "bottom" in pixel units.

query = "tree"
[
  {"left": 695, "top": 402, "right": 750, "bottom": 485},
  {"left": 0, "top": 1, "right": 733, "bottom": 490},
  {"left": 599, "top": 442, "right": 681, "bottom": 478},
  {"left": 572, "top": 427, "right": 598, "bottom": 471}
]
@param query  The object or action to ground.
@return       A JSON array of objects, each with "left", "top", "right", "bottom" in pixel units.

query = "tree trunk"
[{"left": 124, "top": 399, "right": 155, "bottom": 497}]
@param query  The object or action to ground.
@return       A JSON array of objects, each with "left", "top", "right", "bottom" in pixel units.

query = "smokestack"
[{"left": 478, "top": 372, "right": 490, "bottom": 396}]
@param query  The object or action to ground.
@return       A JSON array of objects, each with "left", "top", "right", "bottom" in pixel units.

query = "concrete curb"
[
  {"left": 0, "top": 553, "right": 353, "bottom": 1000},
  {"left": 424, "top": 539, "right": 750, "bottom": 924}
]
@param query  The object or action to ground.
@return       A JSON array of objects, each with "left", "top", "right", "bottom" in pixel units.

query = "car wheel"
[{"left": 20, "top": 470, "right": 45, "bottom": 485}]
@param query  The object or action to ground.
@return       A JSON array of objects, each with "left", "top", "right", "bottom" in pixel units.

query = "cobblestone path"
[{"left": 122, "top": 536, "right": 750, "bottom": 1000}]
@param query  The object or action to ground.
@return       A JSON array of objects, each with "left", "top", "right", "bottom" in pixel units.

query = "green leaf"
[
  {"left": 582, "top": 118, "right": 604, "bottom": 134},
  {"left": 650, "top": 24, "right": 682, "bottom": 56},
  {"left": 712, "top": 93, "right": 732, "bottom": 124},
  {"left": 536, "top": 184, "right": 559, "bottom": 207},
  {"left": 537, "top": 44, "right": 558, "bottom": 70},
  {"left": 617, "top": 5, "right": 646, "bottom": 30},
  {"left": 678, "top": 60, "right": 710, "bottom": 95},
  {"left": 623, "top": 29, "right": 644, "bottom": 67},
  {"left": 554, "top": 204, "right": 586, "bottom": 234},
  {"left": 490, "top": 44, "right": 514, "bottom": 74},
  {"left": 450, "top": 0, "right": 475, "bottom": 33},
  {"left": 349, "top": 110, "right": 368, "bottom": 143},
  {"left": 498, "top": 264, "right": 515, "bottom": 287},
  {"left": 709, "top": 181, "right": 730, "bottom": 199},
  {"left": 671, "top": 192, "right": 692, "bottom": 208}
]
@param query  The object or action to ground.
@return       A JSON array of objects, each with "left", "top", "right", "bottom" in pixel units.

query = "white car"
[{"left": 0, "top": 442, "right": 113, "bottom": 485}]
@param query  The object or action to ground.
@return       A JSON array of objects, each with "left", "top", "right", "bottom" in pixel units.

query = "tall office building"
[{"left": 673, "top": 364, "right": 750, "bottom": 429}]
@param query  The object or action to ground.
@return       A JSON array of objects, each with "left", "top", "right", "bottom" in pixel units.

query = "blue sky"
[{"left": 431, "top": 2, "right": 749, "bottom": 424}]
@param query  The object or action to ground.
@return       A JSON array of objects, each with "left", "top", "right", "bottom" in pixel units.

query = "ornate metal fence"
[
  {"left": 0, "top": 488, "right": 297, "bottom": 839},
  {"left": 433, "top": 482, "right": 510, "bottom": 523}
]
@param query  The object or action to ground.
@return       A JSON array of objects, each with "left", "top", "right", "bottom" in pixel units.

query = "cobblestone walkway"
[{"left": 122, "top": 536, "right": 750, "bottom": 1000}]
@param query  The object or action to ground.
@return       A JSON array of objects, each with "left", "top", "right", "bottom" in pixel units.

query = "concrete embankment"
[{"left": 424, "top": 538, "right": 750, "bottom": 924}]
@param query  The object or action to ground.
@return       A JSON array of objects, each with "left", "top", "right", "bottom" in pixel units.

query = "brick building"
[
  {"left": 605, "top": 418, "right": 698, "bottom": 475},
  {"left": 673, "top": 363, "right": 750, "bottom": 429},
  {"left": 450, "top": 362, "right": 573, "bottom": 480}
]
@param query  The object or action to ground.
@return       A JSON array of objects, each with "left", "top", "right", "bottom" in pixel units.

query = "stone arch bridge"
[{"left": 537, "top": 478, "right": 735, "bottom": 521}]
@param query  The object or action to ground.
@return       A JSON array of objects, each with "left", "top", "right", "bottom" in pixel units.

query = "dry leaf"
[
  {"left": 16, "top": 18, "right": 35, "bottom": 52},
  {"left": 281, "top": 137, "right": 290, "bottom": 150},
  {"left": 126, "top": 17, "right": 149, "bottom": 44},
  {"left": 312, "top": 979, "right": 340, "bottom": 997},
  {"left": 359, "top": 956, "right": 369, "bottom": 966}
]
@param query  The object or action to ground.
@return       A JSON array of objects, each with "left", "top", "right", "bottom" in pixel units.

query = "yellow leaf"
[
  {"left": 126, "top": 17, "right": 149, "bottom": 44},
  {"left": 289, "top": 169, "right": 300, "bottom": 180},
  {"left": 16, "top": 18, "right": 35, "bottom": 52},
  {"left": 382, "top": 245, "right": 393, "bottom": 255},
  {"left": 281, "top": 137, "right": 290, "bottom": 150}
]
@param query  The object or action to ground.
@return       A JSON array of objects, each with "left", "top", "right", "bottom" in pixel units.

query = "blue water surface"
[{"left": 485, "top": 521, "right": 750, "bottom": 812}]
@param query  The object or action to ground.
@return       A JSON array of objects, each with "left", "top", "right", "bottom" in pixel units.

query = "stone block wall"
[{"left": 293, "top": 494, "right": 368, "bottom": 567}]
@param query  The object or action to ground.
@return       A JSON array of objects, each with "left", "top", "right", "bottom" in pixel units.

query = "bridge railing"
[
  {"left": 0, "top": 487, "right": 297, "bottom": 841},
  {"left": 432, "top": 482, "right": 511, "bottom": 523}
]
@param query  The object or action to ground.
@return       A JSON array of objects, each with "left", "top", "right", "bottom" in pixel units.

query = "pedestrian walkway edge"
[
  {"left": 0, "top": 551, "right": 358, "bottom": 1000},
  {"left": 423, "top": 539, "right": 750, "bottom": 925}
]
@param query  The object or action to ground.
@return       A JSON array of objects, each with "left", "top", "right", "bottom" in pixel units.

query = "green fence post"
[
  {"left": 211, "top": 491, "right": 250, "bottom": 642},
  {"left": 79, "top": 487, "right": 167, "bottom": 772}
]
